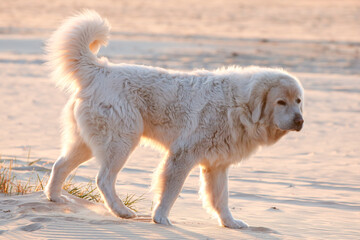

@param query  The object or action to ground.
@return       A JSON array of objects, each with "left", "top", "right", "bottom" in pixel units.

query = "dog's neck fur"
[{"left": 223, "top": 105, "right": 288, "bottom": 166}]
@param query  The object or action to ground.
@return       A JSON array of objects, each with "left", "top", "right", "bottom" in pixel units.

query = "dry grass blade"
[
  {"left": 0, "top": 160, "right": 14, "bottom": 194},
  {"left": 28, "top": 159, "right": 41, "bottom": 166},
  {"left": 63, "top": 179, "right": 102, "bottom": 203},
  {"left": 122, "top": 193, "right": 145, "bottom": 212},
  {"left": 35, "top": 173, "right": 46, "bottom": 191}
]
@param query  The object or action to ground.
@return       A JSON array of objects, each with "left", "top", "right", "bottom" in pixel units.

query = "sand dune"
[{"left": 1, "top": 191, "right": 282, "bottom": 239}]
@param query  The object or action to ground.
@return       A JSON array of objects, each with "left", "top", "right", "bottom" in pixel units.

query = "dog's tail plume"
[{"left": 47, "top": 10, "right": 110, "bottom": 92}]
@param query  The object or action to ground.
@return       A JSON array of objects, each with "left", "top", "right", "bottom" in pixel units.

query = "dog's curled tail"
[{"left": 47, "top": 10, "right": 110, "bottom": 92}]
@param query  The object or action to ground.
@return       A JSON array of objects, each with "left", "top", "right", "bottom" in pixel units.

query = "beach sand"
[{"left": 1, "top": 0, "right": 359, "bottom": 239}]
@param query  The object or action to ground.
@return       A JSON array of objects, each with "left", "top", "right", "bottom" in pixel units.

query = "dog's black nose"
[{"left": 293, "top": 114, "right": 304, "bottom": 130}]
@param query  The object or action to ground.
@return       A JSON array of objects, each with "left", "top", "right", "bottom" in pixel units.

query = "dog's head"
[{"left": 249, "top": 72, "right": 304, "bottom": 132}]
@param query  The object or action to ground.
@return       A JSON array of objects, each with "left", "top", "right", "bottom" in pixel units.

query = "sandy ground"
[{"left": 1, "top": 0, "right": 360, "bottom": 239}]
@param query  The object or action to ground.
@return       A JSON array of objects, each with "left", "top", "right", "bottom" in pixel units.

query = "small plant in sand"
[
  {"left": 0, "top": 157, "right": 143, "bottom": 211},
  {"left": 0, "top": 159, "right": 40, "bottom": 195},
  {"left": 62, "top": 175, "right": 103, "bottom": 203}
]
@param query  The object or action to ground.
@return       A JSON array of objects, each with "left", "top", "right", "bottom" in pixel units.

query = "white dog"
[{"left": 44, "top": 10, "right": 304, "bottom": 229}]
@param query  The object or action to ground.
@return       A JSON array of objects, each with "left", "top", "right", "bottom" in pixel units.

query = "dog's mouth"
[
  {"left": 292, "top": 125, "right": 303, "bottom": 132},
  {"left": 274, "top": 124, "right": 288, "bottom": 132},
  {"left": 286, "top": 123, "right": 303, "bottom": 132},
  {"left": 274, "top": 123, "right": 303, "bottom": 132}
]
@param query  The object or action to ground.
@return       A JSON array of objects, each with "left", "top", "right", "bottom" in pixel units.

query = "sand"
[{"left": 1, "top": 0, "right": 359, "bottom": 239}]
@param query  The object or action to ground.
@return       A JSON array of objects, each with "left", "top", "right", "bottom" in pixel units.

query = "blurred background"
[
  {"left": 1, "top": 0, "right": 359, "bottom": 40},
  {"left": 0, "top": 0, "right": 359, "bottom": 74}
]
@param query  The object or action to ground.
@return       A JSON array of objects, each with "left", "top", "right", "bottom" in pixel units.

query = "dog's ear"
[
  {"left": 251, "top": 98, "right": 262, "bottom": 123},
  {"left": 249, "top": 87, "right": 268, "bottom": 123}
]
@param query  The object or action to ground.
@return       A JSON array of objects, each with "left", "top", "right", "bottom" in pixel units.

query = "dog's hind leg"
[
  {"left": 199, "top": 165, "right": 249, "bottom": 229},
  {"left": 95, "top": 136, "right": 141, "bottom": 219},
  {"left": 45, "top": 99, "right": 93, "bottom": 202},
  {"left": 45, "top": 139, "right": 92, "bottom": 203},
  {"left": 152, "top": 147, "right": 198, "bottom": 225}
]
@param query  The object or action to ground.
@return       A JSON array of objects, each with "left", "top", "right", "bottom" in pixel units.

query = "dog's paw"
[
  {"left": 112, "top": 206, "right": 137, "bottom": 219},
  {"left": 222, "top": 219, "right": 249, "bottom": 229},
  {"left": 152, "top": 214, "right": 172, "bottom": 226},
  {"left": 44, "top": 192, "right": 69, "bottom": 204}
]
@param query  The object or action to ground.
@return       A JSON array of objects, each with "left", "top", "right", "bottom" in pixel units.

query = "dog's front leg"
[
  {"left": 200, "top": 165, "right": 249, "bottom": 229},
  {"left": 152, "top": 149, "right": 196, "bottom": 225}
]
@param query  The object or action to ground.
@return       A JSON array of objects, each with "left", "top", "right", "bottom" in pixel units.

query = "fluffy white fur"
[{"left": 44, "top": 10, "right": 304, "bottom": 228}]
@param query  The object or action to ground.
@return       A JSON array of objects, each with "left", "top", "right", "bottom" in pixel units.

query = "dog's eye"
[
  {"left": 277, "top": 100, "right": 286, "bottom": 106},
  {"left": 296, "top": 98, "right": 301, "bottom": 104}
]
